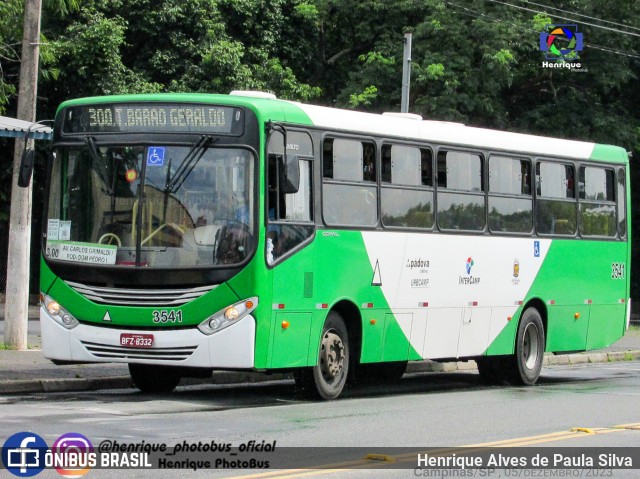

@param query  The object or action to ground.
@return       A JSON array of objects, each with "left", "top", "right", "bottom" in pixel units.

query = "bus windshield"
[{"left": 45, "top": 143, "right": 255, "bottom": 268}]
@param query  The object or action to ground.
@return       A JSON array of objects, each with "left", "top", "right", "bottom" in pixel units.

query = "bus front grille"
[
  {"left": 81, "top": 341, "right": 197, "bottom": 361},
  {"left": 65, "top": 281, "right": 216, "bottom": 307}
]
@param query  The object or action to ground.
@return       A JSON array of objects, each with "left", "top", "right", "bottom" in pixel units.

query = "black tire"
[
  {"left": 506, "top": 307, "right": 545, "bottom": 385},
  {"left": 294, "top": 312, "right": 350, "bottom": 400},
  {"left": 128, "top": 364, "right": 182, "bottom": 393}
]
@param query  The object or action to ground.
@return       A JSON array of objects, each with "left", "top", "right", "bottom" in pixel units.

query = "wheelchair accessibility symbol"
[{"left": 147, "top": 147, "right": 165, "bottom": 166}]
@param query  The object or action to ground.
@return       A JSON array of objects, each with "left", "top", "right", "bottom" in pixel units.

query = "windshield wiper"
[
  {"left": 84, "top": 136, "right": 113, "bottom": 196},
  {"left": 166, "top": 135, "right": 217, "bottom": 193}
]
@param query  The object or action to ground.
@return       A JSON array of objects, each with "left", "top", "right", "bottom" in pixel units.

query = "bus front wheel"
[
  {"left": 129, "top": 364, "right": 182, "bottom": 393},
  {"left": 295, "top": 312, "right": 350, "bottom": 400}
]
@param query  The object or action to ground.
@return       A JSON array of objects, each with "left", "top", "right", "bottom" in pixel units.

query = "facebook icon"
[{"left": 2, "top": 432, "right": 48, "bottom": 477}]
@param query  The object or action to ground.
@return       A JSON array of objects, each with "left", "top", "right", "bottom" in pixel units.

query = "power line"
[
  {"left": 514, "top": 0, "right": 640, "bottom": 33},
  {"left": 441, "top": 1, "right": 640, "bottom": 60},
  {"left": 485, "top": 0, "right": 640, "bottom": 38}
]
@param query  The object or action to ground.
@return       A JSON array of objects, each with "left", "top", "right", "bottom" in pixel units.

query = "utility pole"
[
  {"left": 401, "top": 32, "right": 412, "bottom": 113},
  {"left": 4, "top": 0, "right": 42, "bottom": 349}
]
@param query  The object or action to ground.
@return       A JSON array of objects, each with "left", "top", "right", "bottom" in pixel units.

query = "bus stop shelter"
[
  {"left": 1, "top": 116, "right": 52, "bottom": 304},
  {"left": 0, "top": 116, "right": 52, "bottom": 140}
]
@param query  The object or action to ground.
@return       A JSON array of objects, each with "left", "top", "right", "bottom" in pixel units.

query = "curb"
[
  {"left": 420, "top": 350, "right": 640, "bottom": 373},
  {"left": 0, "top": 377, "right": 133, "bottom": 395},
  {"left": 1, "top": 351, "right": 639, "bottom": 395}
]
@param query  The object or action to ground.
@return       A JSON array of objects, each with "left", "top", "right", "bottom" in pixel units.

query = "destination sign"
[{"left": 62, "top": 103, "right": 244, "bottom": 135}]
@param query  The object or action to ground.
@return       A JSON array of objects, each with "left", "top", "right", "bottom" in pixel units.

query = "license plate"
[{"left": 120, "top": 333, "right": 154, "bottom": 348}]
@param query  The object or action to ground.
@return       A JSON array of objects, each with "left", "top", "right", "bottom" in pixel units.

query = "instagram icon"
[{"left": 51, "top": 433, "right": 94, "bottom": 478}]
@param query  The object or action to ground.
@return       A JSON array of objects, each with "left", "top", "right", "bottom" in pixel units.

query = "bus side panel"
[
  {"left": 361, "top": 232, "right": 552, "bottom": 360},
  {"left": 528, "top": 239, "right": 627, "bottom": 353},
  {"left": 267, "top": 230, "right": 415, "bottom": 368},
  {"left": 587, "top": 304, "right": 627, "bottom": 350}
]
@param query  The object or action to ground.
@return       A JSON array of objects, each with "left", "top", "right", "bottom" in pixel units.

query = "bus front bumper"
[{"left": 40, "top": 307, "right": 256, "bottom": 369}]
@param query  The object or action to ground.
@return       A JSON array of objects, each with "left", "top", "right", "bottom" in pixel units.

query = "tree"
[{"left": 0, "top": 0, "right": 23, "bottom": 115}]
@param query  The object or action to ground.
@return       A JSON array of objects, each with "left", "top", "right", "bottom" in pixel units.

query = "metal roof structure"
[{"left": 0, "top": 116, "right": 52, "bottom": 140}]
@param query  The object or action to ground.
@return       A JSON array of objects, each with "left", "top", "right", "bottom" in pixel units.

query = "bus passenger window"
[
  {"left": 579, "top": 166, "right": 616, "bottom": 237},
  {"left": 617, "top": 168, "right": 627, "bottom": 238},
  {"left": 488, "top": 155, "right": 532, "bottom": 234},
  {"left": 436, "top": 150, "right": 485, "bottom": 232},
  {"left": 381, "top": 144, "right": 434, "bottom": 229},
  {"left": 322, "top": 138, "right": 378, "bottom": 227},
  {"left": 535, "top": 161, "right": 577, "bottom": 235}
]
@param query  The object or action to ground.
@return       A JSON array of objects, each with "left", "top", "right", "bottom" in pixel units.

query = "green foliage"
[
  {"left": 51, "top": 8, "right": 162, "bottom": 96},
  {"left": 349, "top": 85, "right": 378, "bottom": 108},
  {"left": 0, "top": 0, "right": 23, "bottom": 114}
]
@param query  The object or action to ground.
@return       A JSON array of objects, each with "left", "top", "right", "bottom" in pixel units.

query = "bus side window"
[
  {"left": 535, "top": 161, "right": 576, "bottom": 235},
  {"left": 380, "top": 144, "right": 434, "bottom": 229},
  {"left": 617, "top": 168, "right": 627, "bottom": 238},
  {"left": 488, "top": 155, "right": 532, "bottom": 234},
  {"left": 579, "top": 166, "right": 616, "bottom": 237},
  {"left": 436, "top": 150, "right": 485, "bottom": 231},
  {"left": 322, "top": 138, "right": 378, "bottom": 227},
  {"left": 266, "top": 145, "right": 314, "bottom": 264}
]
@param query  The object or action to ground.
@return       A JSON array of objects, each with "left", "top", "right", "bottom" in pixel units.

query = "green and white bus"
[{"left": 37, "top": 91, "right": 631, "bottom": 399}]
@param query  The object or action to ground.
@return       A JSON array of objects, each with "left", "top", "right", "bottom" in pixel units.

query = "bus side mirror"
[
  {"left": 17, "top": 148, "right": 35, "bottom": 187},
  {"left": 280, "top": 155, "right": 300, "bottom": 194}
]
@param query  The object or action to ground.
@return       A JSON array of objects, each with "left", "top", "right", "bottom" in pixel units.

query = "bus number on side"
[
  {"left": 611, "top": 262, "right": 626, "bottom": 280},
  {"left": 152, "top": 310, "right": 183, "bottom": 323}
]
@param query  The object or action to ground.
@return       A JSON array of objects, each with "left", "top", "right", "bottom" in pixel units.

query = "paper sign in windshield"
[{"left": 46, "top": 241, "right": 117, "bottom": 265}]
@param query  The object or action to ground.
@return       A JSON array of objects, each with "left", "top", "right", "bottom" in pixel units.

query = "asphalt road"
[{"left": 1, "top": 361, "right": 639, "bottom": 478}]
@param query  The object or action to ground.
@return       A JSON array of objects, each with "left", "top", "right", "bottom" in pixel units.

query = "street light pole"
[
  {"left": 5, "top": 0, "right": 42, "bottom": 349},
  {"left": 401, "top": 32, "right": 412, "bottom": 113}
]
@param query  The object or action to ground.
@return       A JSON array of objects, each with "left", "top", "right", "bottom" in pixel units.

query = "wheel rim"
[
  {"left": 522, "top": 322, "right": 540, "bottom": 370},
  {"left": 319, "top": 329, "right": 345, "bottom": 384}
]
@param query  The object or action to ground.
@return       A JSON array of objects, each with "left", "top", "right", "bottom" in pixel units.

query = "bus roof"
[
  {"left": 288, "top": 101, "right": 628, "bottom": 164},
  {"left": 57, "top": 93, "right": 628, "bottom": 164}
]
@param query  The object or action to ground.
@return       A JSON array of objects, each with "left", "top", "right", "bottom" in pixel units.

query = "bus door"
[{"left": 266, "top": 129, "right": 316, "bottom": 368}]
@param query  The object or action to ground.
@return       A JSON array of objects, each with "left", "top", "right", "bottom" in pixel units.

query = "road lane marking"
[{"left": 224, "top": 421, "right": 640, "bottom": 479}]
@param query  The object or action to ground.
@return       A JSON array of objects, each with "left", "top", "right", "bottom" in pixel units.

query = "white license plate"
[{"left": 120, "top": 333, "right": 154, "bottom": 348}]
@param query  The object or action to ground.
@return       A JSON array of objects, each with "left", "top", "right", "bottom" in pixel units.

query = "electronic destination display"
[{"left": 62, "top": 103, "right": 244, "bottom": 135}]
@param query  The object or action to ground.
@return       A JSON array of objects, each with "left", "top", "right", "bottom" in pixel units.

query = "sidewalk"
[{"left": 1, "top": 310, "right": 639, "bottom": 395}]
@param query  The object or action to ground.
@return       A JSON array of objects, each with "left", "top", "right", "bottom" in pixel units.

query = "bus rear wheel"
[
  {"left": 295, "top": 312, "right": 350, "bottom": 400},
  {"left": 503, "top": 307, "right": 545, "bottom": 385},
  {"left": 129, "top": 364, "right": 182, "bottom": 393}
]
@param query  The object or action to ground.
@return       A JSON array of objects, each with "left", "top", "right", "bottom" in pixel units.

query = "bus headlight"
[
  {"left": 198, "top": 297, "right": 258, "bottom": 335},
  {"left": 41, "top": 293, "right": 79, "bottom": 330}
]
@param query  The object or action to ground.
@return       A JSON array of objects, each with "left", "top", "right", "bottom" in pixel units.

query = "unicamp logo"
[{"left": 539, "top": 24, "right": 587, "bottom": 72}]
